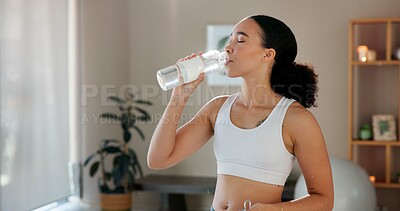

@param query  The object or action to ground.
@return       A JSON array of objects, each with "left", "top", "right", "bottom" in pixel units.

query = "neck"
[{"left": 239, "top": 76, "right": 280, "bottom": 108}]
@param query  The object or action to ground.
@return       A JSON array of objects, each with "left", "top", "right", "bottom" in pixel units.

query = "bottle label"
[{"left": 177, "top": 57, "right": 205, "bottom": 83}]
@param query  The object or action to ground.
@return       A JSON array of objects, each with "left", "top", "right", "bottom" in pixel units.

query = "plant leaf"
[
  {"left": 121, "top": 113, "right": 130, "bottom": 130},
  {"left": 134, "top": 107, "right": 150, "bottom": 119},
  {"left": 99, "top": 177, "right": 110, "bottom": 193},
  {"left": 127, "top": 171, "right": 135, "bottom": 191},
  {"left": 136, "top": 160, "right": 143, "bottom": 178},
  {"left": 135, "top": 99, "right": 153, "bottom": 106},
  {"left": 129, "top": 149, "right": 143, "bottom": 178},
  {"left": 133, "top": 160, "right": 143, "bottom": 178},
  {"left": 113, "top": 186, "right": 124, "bottom": 194},
  {"left": 128, "top": 114, "right": 137, "bottom": 126},
  {"left": 102, "top": 139, "right": 121, "bottom": 146},
  {"left": 90, "top": 161, "right": 100, "bottom": 177},
  {"left": 103, "top": 146, "right": 121, "bottom": 154},
  {"left": 133, "top": 125, "right": 145, "bottom": 140},
  {"left": 128, "top": 149, "right": 137, "bottom": 176},
  {"left": 101, "top": 113, "right": 118, "bottom": 120},
  {"left": 127, "top": 171, "right": 134, "bottom": 183},
  {"left": 123, "top": 130, "right": 131, "bottom": 143},
  {"left": 112, "top": 166, "right": 123, "bottom": 187},
  {"left": 128, "top": 149, "right": 136, "bottom": 160},
  {"left": 108, "top": 96, "right": 125, "bottom": 104},
  {"left": 113, "top": 155, "right": 122, "bottom": 167},
  {"left": 84, "top": 153, "right": 97, "bottom": 166},
  {"left": 105, "top": 172, "right": 112, "bottom": 181},
  {"left": 112, "top": 155, "right": 129, "bottom": 188},
  {"left": 123, "top": 154, "right": 130, "bottom": 172}
]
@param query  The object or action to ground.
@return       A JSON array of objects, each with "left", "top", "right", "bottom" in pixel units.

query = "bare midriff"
[{"left": 212, "top": 174, "right": 284, "bottom": 211}]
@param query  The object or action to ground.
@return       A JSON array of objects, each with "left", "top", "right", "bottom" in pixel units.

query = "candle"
[
  {"left": 357, "top": 45, "right": 368, "bottom": 62},
  {"left": 369, "top": 175, "right": 376, "bottom": 183}
]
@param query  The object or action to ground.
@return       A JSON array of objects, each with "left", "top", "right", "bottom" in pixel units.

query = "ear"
[{"left": 263, "top": 48, "right": 276, "bottom": 61}]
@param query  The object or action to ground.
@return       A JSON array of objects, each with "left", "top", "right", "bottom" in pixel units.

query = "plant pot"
[{"left": 100, "top": 193, "right": 132, "bottom": 211}]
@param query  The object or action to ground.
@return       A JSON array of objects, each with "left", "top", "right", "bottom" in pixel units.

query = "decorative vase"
[
  {"left": 359, "top": 124, "right": 372, "bottom": 140},
  {"left": 100, "top": 193, "right": 132, "bottom": 211}
]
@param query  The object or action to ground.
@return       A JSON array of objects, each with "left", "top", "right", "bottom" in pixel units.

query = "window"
[{"left": 0, "top": 0, "right": 73, "bottom": 210}]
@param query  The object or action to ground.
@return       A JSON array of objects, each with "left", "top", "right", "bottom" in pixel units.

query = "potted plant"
[{"left": 84, "top": 93, "right": 152, "bottom": 211}]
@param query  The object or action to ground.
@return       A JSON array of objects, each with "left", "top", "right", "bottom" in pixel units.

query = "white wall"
[
  {"left": 80, "top": 0, "right": 131, "bottom": 205},
  {"left": 81, "top": 0, "right": 400, "bottom": 209}
]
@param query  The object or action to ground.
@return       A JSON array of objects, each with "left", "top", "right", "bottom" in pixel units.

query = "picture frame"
[
  {"left": 206, "top": 24, "right": 242, "bottom": 86},
  {"left": 372, "top": 114, "right": 397, "bottom": 141}
]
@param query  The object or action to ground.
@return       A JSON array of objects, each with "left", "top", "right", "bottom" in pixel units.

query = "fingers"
[
  {"left": 190, "top": 72, "right": 205, "bottom": 87},
  {"left": 178, "top": 53, "right": 197, "bottom": 63},
  {"left": 177, "top": 51, "right": 204, "bottom": 63},
  {"left": 174, "top": 52, "right": 205, "bottom": 94},
  {"left": 184, "top": 72, "right": 205, "bottom": 89},
  {"left": 178, "top": 72, "right": 205, "bottom": 95}
]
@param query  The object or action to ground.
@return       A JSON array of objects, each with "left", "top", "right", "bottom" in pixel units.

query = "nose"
[{"left": 225, "top": 43, "right": 233, "bottom": 54}]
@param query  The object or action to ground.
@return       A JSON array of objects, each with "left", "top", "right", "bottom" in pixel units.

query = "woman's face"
[{"left": 224, "top": 18, "right": 269, "bottom": 78}]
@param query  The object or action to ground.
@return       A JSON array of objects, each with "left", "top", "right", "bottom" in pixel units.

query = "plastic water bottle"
[{"left": 156, "top": 50, "right": 228, "bottom": 91}]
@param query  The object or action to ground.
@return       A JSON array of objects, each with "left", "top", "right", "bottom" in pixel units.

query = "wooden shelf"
[
  {"left": 374, "top": 182, "right": 400, "bottom": 189},
  {"left": 349, "top": 18, "right": 400, "bottom": 210},
  {"left": 348, "top": 17, "right": 400, "bottom": 199},
  {"left": 351, "top": 60, "right": 400, "bottom": 65},
  {"left": 351, "top": 18, "right": 400, "bottom": 24},
  {"left": 352, "top": 140, "right": 400, "bottom": 146}
]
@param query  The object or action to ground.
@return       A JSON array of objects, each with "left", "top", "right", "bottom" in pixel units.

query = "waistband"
[{"left": 217, "top": 160, "right": 288, "bottom": 186}]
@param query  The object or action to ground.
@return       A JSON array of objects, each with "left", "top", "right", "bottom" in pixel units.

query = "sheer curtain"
[{"left": 0, "top": 0, "right": 71, "bottom": 210}]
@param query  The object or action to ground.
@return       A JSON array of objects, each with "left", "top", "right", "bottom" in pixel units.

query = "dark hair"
[{"left": 249, "top": 15, "right": 318, "bottom": 108}]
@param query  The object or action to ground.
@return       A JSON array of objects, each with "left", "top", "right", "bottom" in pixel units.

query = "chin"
[
  {"left": 225, "top": 71, "right": 240, "bottom": 78},
  {"left": 224, "top": 72, "right": 234, "bottom": 78},
  {"left": 224, "top": 69, "right": 236, "bottom": 78}
]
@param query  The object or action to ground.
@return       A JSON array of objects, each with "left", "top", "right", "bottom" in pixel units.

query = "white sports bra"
[{"left": 213, "top": 93, "right": 295, "bottom": 186}]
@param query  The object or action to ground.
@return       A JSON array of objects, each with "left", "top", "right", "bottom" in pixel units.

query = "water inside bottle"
[
  {"left": 203, "top": 58, "right": 224, "bottom": 74},
  {"left": 156, "top": 51, "right": 228, "bottom": 90},
  {"left": 156, "top": 65, "right": 182, "bottom": 91}
]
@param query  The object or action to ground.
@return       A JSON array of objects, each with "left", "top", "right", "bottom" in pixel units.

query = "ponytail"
[
  {"left": 270, "top": 62, "right": 318, "bottom": 108},
  {"left": 248, "top": 15, "right": 318, "bottom": 107}
]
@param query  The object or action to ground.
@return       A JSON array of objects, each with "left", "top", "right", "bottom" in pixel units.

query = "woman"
[{"left": 148, "top": 15, "right": 334, "bottom": 211}]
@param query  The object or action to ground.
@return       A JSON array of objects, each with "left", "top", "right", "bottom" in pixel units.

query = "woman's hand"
[{"left": 171, "top": 52, "right": 205, "bottom": 102}]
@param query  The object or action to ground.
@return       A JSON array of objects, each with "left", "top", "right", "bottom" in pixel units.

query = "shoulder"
[
  {"left": 193, "top": 94, "right": 231, "bottom": 118},
  {"left": 201, "top": 94, "right": 235, "bottom": 127},
  {"left": 284, "top": 101, "right": 322, "bottom": 142},
  {"left": 208, "top": 94, "right": 230, "bottom": 106},
  {"left": 286, "top": 101, "right": 317, "bottom": 124},
  {"left": 203, "top": 94, "right": 234, "bottom": 112}
]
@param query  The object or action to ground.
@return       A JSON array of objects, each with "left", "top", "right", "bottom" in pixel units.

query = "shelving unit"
[{"left": 348, "top": 18, "right": 400, "bottom": 209}]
